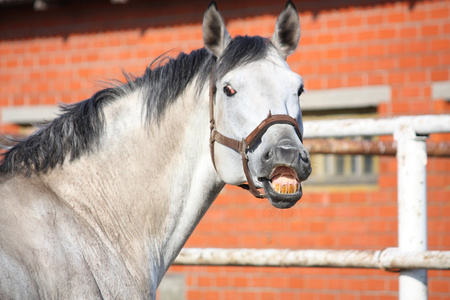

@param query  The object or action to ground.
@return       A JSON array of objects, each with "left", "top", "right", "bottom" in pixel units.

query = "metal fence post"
[{"left": 395, "top": 124, "right": 428, "bottom": 300}]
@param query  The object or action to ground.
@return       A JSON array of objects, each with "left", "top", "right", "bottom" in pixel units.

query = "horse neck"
[{"left": 41, "top": 84, "right": 224, "bottom": 285}]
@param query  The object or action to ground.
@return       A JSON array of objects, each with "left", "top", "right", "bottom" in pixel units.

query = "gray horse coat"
[{"left": 0, "top": 2, "right": 310, "bottom": 299}]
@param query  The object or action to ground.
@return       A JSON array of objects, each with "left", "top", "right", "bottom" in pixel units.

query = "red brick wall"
[{"left": 1, "top": 0, "right": 449, "bottom": 299}]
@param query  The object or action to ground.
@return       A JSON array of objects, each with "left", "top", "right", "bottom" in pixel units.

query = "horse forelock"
[
  {"left": 0, "top": 35, "right": 270, "bottom": 176},
  {"left": 214, "top": 35, "right": 270, "bottom": 81}
]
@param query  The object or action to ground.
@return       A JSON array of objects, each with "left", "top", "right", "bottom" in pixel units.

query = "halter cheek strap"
[{"left": 209, "top": 68, "right": 303, "bottom": 199}]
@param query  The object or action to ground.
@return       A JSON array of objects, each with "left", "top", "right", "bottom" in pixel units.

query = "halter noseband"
[{"left": 209, "top": 67, "right": 303, "bottom": 198}]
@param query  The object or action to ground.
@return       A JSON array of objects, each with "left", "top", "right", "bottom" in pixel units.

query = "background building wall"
[{"left": 0, "top": 0, "right": 449, "bottom": 299}]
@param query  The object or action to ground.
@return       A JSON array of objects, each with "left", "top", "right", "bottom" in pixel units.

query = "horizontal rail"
[
  {"left": 303, "top": 114, "right": 450, "bottom": 138},
  {"left": 305, "top": 139, "right": 450, "bottom": 157},
  {"left": 174, "top": 248, "right": 450, "bottom": 270}
]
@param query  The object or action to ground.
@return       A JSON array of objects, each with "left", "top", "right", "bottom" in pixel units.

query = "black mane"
[{"left": 0, "top": 36, "right": 270, "bottom": 175}]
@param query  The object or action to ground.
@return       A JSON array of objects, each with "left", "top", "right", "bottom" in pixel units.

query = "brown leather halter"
[{"left": 209, "top": 68, "right": 303, "bottom": 198}]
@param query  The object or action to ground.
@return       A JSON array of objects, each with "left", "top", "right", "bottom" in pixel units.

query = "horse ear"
[
  {"left": 271, "top": 1, "right": 301, "bottom": 59},
  {"left": 203, "top": 1, "right": 232, "bottom": 58}
]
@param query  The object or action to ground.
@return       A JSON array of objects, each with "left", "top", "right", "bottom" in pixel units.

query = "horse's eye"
[
  {"left": 223, "top": 85, "right": 236, "bottom": 97},
  {"left": 298, "top": 86, "right": 304, "bottom": 97}
]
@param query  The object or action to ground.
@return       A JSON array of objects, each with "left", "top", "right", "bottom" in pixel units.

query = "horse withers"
[{"left": 0, "top": 1, "right": 311, "bottom": 299}]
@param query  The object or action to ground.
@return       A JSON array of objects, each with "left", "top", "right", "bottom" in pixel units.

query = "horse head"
[{"left": 204, "top": 1, "right": 312, "bottom": 209}]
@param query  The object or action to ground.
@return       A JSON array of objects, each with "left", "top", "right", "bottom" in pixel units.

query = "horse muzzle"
[{"left": 257, "top": 140, "right": 311, "bottom": 209}]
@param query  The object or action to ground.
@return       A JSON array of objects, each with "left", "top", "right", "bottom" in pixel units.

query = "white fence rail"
[
  {"left": 302, "top": 114, "right": 450, "bottom": 138},
  {"left": 175, "top": 248, "right": 450, "bottom": 270},
  {"left": 173, "top": 115, "right": 450, "bottom": 300}
]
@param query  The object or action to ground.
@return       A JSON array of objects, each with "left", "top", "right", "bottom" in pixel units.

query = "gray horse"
[{"left": 0, "top": 1, "right": 311, "bottom": 299}]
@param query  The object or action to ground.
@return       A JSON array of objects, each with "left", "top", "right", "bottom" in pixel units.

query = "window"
[
  {"left": 299, "top": 85, "right": 390, "bottom": 187},
  {"left": 302, "top": 109, "right": 379, "bottom": 186},
  {"left": 307, "top": 137, "right": 379, "bottom": 186}
]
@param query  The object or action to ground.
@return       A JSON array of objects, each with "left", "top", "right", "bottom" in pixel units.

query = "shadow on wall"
[{"left": 0, "top": 0, "right": 421, "bottom": 41}]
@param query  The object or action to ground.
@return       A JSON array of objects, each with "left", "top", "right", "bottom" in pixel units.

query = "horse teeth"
[
  {"left": 288, "top": 184, "right": 294, "bottom": 194},
  {"left": 274, "top": 183, "right": 280, "bottom": 193},
  {"left": 272, "top": 178, "right": 300, "bottom": 194}
]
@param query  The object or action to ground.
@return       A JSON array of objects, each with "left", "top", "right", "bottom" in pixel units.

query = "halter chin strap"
[{"left": 209, "top": 68, "right": 303, "bottom": 199}]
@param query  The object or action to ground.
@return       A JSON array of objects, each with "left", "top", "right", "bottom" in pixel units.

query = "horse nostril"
[
  {"left": 300, "top": 153, "right": 309, "bottom": 163},
  {"left": 300, "top": 148, "right": 310, "bottom": 164},
  {"left": 262, "top": 149, "right": 273, "bottom": 163}
]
